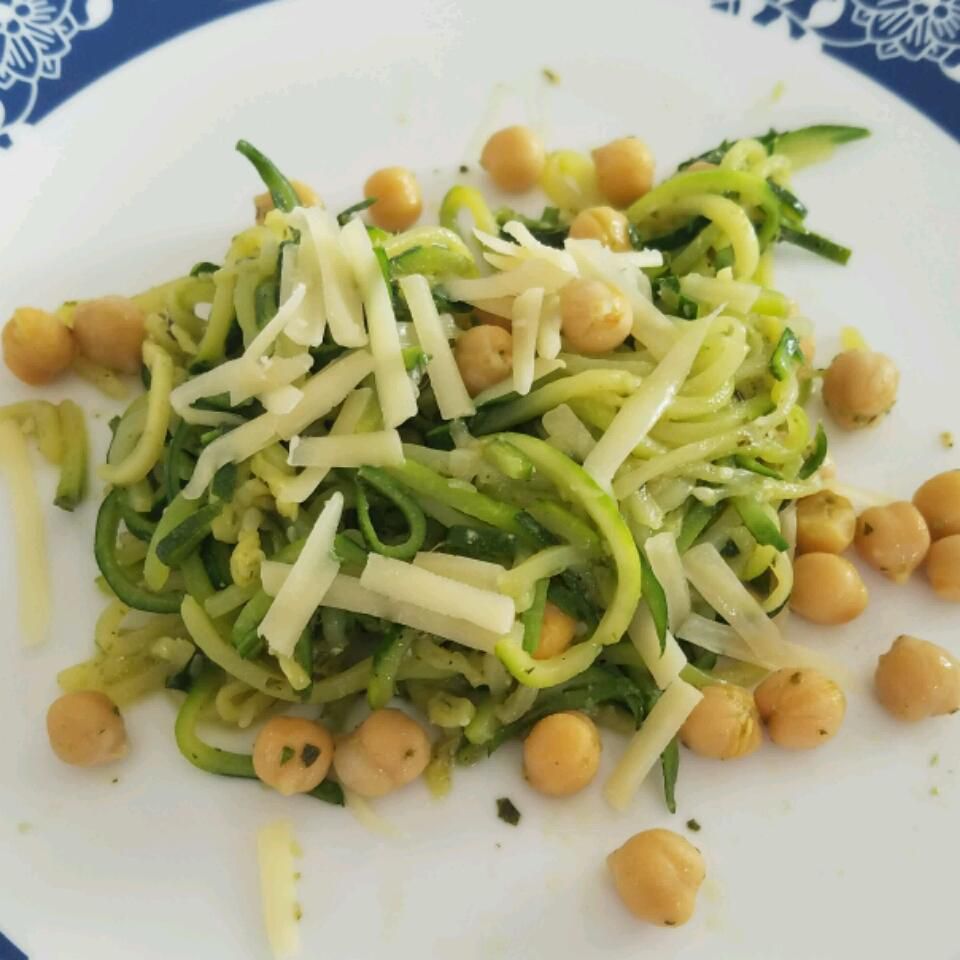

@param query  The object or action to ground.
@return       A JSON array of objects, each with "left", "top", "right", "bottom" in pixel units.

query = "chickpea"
[
  {"left": 46, "top": 691, "right": 127, "bottom": 766},
  {"left": 914, "top": 471, "right": 960, "bottom": 540},
  {"left": 795, "top": 490, "right": 856, "bottom": 555},
  {"left": 523, "top": 711, "right": 601, "bottom": 797},
  {"left": 253, "top": 716, "right": 334, "bottom": 796},
  {"left": 333, "top": 708, "right": 431, "bottom": 798},
  {"left": 480, "top": 125, "right": 546, "bottom": 194},
  {"left": 754, "top": 668, "right": 845, "bottom": 749},
  {"left": 559, "top": 278, "right": 632, "bottom": 354},
  {"left": 72, "top": 296, "right": 146, "bottom": 374},
  {"left": 607, "top": 829, "right": 705, "bottom": 926},
  {"left": 568, "top": 206, "right": 631, "bottom": 251},
  {"left": 855, "top": 501, "right": 930, "bottom": 583},
  {"left": 254, "top": 179, "right": 320, "bottom": 223},
  {"left": 790, "top": 553, "right": 868, "bottom": 624},
  {"left": 926, "top": 534, "right": 960, "bottom": 601},
  {"left": 363, "top": 166, "right": 423, "bottom": 232},
  {"left": 453, "top": 324, "right": 513, "bottom": 396},
  {"left": 875, "top": 635, "right": 960, "bottom": 722},
  {"left": 592, "top": 137, "right": 655, "bottom": 208},
  {"left": 3, "top": 307, "right": 75, "bottom": 385},
  {"left": 532, "top": 602, "right": 577, "bottom": 661},
  {"left": 680, "top": 684, "right": 762, "bottom": 760},
  {"left": 822, "top": 349, "right": 899, "bottom": 430}
]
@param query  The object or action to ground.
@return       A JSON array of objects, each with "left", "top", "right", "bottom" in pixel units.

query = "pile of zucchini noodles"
[{"left": 59, "top": 126, "right": 865, "bottom": 810}]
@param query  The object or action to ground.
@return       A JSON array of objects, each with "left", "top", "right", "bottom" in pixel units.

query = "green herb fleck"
[
  {"left": 930, "top": 786, "right": 940, "bottom": 797},
  {"left": 686, "top": 818, "right": 701, "bottom": 832},
  {"left": 940, "top": 432, "right": 954, "bottom": 450},
  {"left": 458, "top": 164, "right": 469, "bottom": 174},
  {"left": 862, "top": 522, "right": 874, "bottom": 536},
  {"left": 111, "top": 777, "right": 119, "bottom": 784},
  {"left": 930, "top": 753, "right": 940, "bottom": 767},
  {"left": 16, "top": 822, "right": 32, "bottom": 835},
  {"left": 542, "top": 67, "right": 560, "bottom": 85},
  {"left": 790, "top": 671, "right": 803, "bottom": 685},
  {"left": 301, "top": 743, "right": 321, "bottom": 767},
  {"left": 294, "top": 903, "right": 303, "bottom": 922},
  {"left": 496, "top": 797, "right": 521, "bottom": 826},
  {"left": 280, "top": 746, "right": 295, "bottom": 766}
]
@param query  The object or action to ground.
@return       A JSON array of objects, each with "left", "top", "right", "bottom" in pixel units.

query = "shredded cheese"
[
  {"left": 0, "top": 421, "right": 50, "bottom": 646},
  {"left": 256, "top": 819, "right": 301, "bottom": 959},
  {"left": 182, "top": 414, "right": 280, "bottom": 500},
  {"left": 511, "top": 286, "right": 543, "bottom": 396},
  {"left": 412, "top": 552, "right": 506, "bottom": 591},
  {"left": 339, "top": 217, "right": 417, "bottom": 427},
  {"left": 536, "top": 294, "right": 562, "bottom": 359},
  {"left": 643, "top": 532, "right": 691, "bottom": 632},
  {"left": 359, "top": 554, "right": 517, "bottom": 636},
  {"left": 628, "top": 603, "right": 687, "bottom": 690},
  {"left": 322, "top": 573, "right": 515, "bottom": 653},
  {"left": 294, "top": 207, "right": 367, "bottom": 347},
  {"left": 399, "top": 274, "right": 475, "bottom": 419},
  {"left": 603, "top": 679, "right": 703, "bottom": 811},
  {"left": 258, "top": 492, "right": 343, "bottom": 658},
  {"left": 287, "top": 430, "right": 404, "bottom": 469},
  {"left": 583, "top": 313, "right": 714, "bottom": 490},
  {"left": 541, "top": 403, "right": 595, "bottom": 461}
]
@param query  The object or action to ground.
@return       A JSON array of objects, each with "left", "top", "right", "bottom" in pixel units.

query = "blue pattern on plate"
[
  {"left": 711, "top": 1, "right": 959, "bottom": 139},
  {"left": 0, "top": 0, "right": 270, "bottom": 147},
  {"left": 0, "top": 1, "right": 956, "bottom": 143},
  {"left": 0, "top": 929, "right": 27, "bottom": 960}
]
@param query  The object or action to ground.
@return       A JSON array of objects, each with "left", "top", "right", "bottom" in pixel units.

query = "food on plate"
[
  {"left": 607, "top": 828, "right": 705, "bottom": 926},
  {"left": 789, "top": 553, "right": 868, "bottom": 624},
  {"left": 754, "top": 667, "right": 846, "bottom": 749},
  {"left": 363, "top": 166, "right": 423, "bottom": 232},
  {"left": 821, "top": 348, "right": 899, "bottom": 429},
  {"left": 854, "top": 501, "right": 930, "bottom": 583},
  {"left": 795, "top": 490, "right": 856, "bottom": 555},
  {"left": 3, "top": 118, "right": 955, "bottom": 940},
  {"left": 925, "top": 534, "right": 960, "bottom": 601},
  {"left": 480, "top": 125, "right": 546, "bottom": 193},
  {"left": 253, "top": 716, "right": 335, "bottom": 795},
  {"left": 679, "top": 683, "right": 761, "bottom": 760},
  {"left": 523, "top": 710, "right": 601, "bottom": 796},
  {"left": 913, "top": 470, "right": 960, "bottom": 540},
  {"left": 46, "top": 691, "right": 127, "bottom": 766},
  {"left": 874, "top": 635, "right": 960, "bottom": 721}
]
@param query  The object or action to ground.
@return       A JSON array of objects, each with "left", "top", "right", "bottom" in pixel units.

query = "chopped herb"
[
  {"left": 458, "top": 164, "right": 469, "bottom": 174},
  {"left": 294, "top": 903, "right": 303, "bottom": 921},
  {"left": 280, "top": 746, "right": 295, "bottom": 766},
  {"left": 496, "top": 797, "right": 522, "bottom": 826},
  {"left": 862, "top": 522, "right": 874, "bottom": 535},
  {"left": 404, "top": 747, "right": 416, "bottom": 759},
  {"left": 542, "top": 67, "right": 561, "bottom": 85},
  {"left": 940, "top": 432, "right": 955, "bottom": 450},
  {"left": 111, "top": 777, "right": 119, "bottom": 784},
  {"left": 686, "top": 818, "right": 701, "bottom": 832},
  {"left": 790, "top": 671, "right": 802, "bottom": 685},
  {"left": 930, "top": 786, "right": 940, "bottom": 797},
  {"left": 16, "top": 822, "right": 32, "bottom": 834},
  {"left": 301, "top": 744, "right": 321, "bottom": 767},
  {"left": 930, "top": 753, "right": 940, "bottom": 767}
]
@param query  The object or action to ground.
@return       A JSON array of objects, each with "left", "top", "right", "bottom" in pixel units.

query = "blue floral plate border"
[{"left": 0, "top": 0, "right": 957, "bottom": 151}]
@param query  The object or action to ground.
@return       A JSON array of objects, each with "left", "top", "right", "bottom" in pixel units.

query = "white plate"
[{"left": 0, "top": 2, "right": 958, "bottom": 958}]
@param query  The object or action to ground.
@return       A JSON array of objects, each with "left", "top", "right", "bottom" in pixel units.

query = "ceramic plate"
[{"left": 0, "top": 1, "right": 958, "bottom": 958}]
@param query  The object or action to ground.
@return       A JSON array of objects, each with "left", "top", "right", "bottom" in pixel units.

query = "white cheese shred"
[
  {"left": 628, "top": 603, "right": 687, "bottom": 690},
  {"left": 583, "top": 312, "right": 714, "bottom": 491},
  {"left": 399, "top": 274, "right": 475, "bottom": 420},
  {"left": 511, "top": 286, "right": 543, "bottom": 396},
  {"left": 603, "top": 679, "right": 703, "bottom": 811},
  {"left": 258, "top": 491, "right": 343, "bottom": 658},
  {"left": 182, "top": 414, "right": 280, "bottom": 500},
  {"left": 257, "top": 819, "right": 302, "bottom": 960},
  {"left": 643, "top": 531, "right": 691, "bottom": 632},
  {"left": 359, "top": 554, "right": 516, "bottom": 636},
  {"left": 287, "top": 430, "right": 404, "bottom": 469},
  {"left": 340, "top": 217, "right": 417, "bottom": 427},
  {"left": 0, "top": 421, "right": 50, "bottom": 646}
]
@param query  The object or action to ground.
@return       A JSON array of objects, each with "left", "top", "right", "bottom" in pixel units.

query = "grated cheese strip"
[
  {"left": 287, "top": 430, "right": 404, "bottom": 469},
  {"left": 399, "top": 274, "right": 475, "bottom": 420},
  {"left": 256, "top": 819, "right": 301, "bottom": 960},
  {"left": 258, "top": 492, "right": 343, "bottom": 658},
  {"left": 340, "top": 217, "right": 417, "bottom": 427},
  {"left": 511, "top": 287, "right": 543, "bottom": 397}
]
